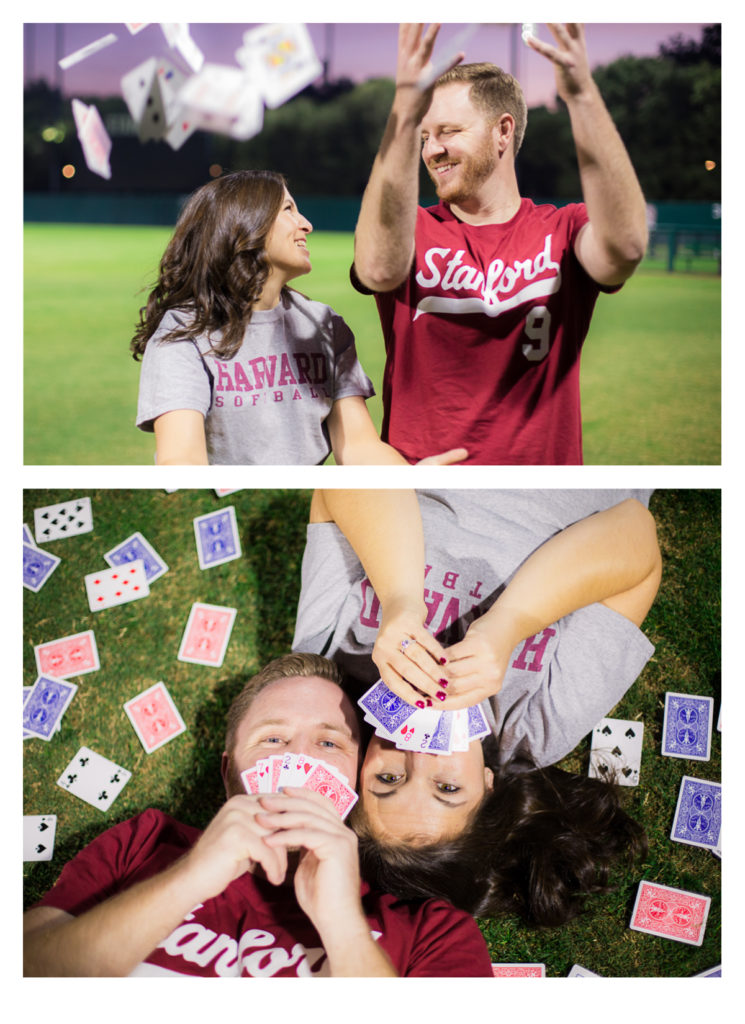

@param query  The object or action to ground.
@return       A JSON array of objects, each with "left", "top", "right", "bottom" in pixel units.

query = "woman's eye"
[
  {"left": 436, "top": 782, "right": 460, "bottom": 793},
  {"left": 376, "top": 773, "right": 403, "bottom": 785}
]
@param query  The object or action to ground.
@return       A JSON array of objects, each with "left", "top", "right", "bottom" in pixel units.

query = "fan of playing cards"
[
  {"left": 241, "top": 754, "right": 358, "bottom": 820},
  {"left": 60, "top": 23, "right": 324, "bottom": 179},
  {"left": 358, "top": 678, "right": 491, "bottom": 754}
]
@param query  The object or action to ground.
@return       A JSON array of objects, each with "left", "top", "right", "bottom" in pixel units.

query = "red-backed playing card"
[
  {"left": 123, "top": 682, "right": 186, "bottom": 753},
  {"left": 302, "top": 761, "right": 358, "bottom": 819},
  {"left": 629, "top": 880, "right": 711, "bottom": 946}
]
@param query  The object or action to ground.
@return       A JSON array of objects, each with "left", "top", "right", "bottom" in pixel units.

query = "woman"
[
  {"left": 133, "top": 170, "right": 465, "bottom": 466},
  {"left": 292, "top": 488, "right": 662, "bottom": 925}
]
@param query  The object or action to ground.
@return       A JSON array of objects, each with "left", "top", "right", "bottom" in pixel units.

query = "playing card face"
[
  {"left": 671, "top": 776, "right": 722, "bottom": 851},
  {"left": 121, "top": 58, "right": 158, "bottom": 124},
  {"left": 567, "top": 964, "right": 601, "bottom": 977},
  {"left": 123, "top": 682, "right": 186, "bottom": 753},
  {"left": 178, "top": 603, "right": 237, "bottom": 667},
  {"left": 34, "top": 497, "right": 93, "bottom": 543},
  {"left": 23, "top": 542, "right": 60, "bottom": 592},
  {"left": 85, "top": 560, "right": 150, "bottom": 611},
  {"left": 104, "top": 531, "right": 168, "bottom": 583},
  {"left": 589, "top": 717, "right": 644, "bottom": 786},
  {"left": 662, "top": 692, "right": 714, "bottom": 760},
  {"left": 193, "top": 506, "right": 241, "bottom": 569},
  {"left": 176, "top": 64, "right": 264, "bottom": 141},
  {"left": 34, "top": 630, "right": 99, "bottom": 679},
  {"left": 22, "top": 676, "right": 78, "bottom": 741},
  {"left": 243, "top": 754, "right": 357, "bottom": 818},
  {"left": 23, "top": 815, "right": 57, "bottom": 862},
  {"left": 491, "top": 963, "right": 546, "bottom": 977},
  {"left": 57, "top": 747, "right": 131, "bottom": 812},
  {"left": 630, "top": 880, "right": 711, "bottom": 946},
  {"left": 239, "top": 23, "right": 322, "bottom": 109}
]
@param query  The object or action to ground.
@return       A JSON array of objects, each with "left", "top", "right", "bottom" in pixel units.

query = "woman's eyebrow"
[{"left": 368, "top": 788, "right": 467, "bottom": 808}]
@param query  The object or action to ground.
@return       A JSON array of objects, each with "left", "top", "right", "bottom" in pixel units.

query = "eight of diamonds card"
[
  {"left": 34, "top": 630, "right": 99, "bottom": 679},
  {"left": 22, "top": 676, "right": 78, "bottom": 741},
  {"left": 85, "top": 560, "right": 150, "bottom": 611},
  {"left": 662, "top": 692, "right": 714, "bottom": 761},
  {"left": 629, "top": 880, "right": 711, "bottom": 946},
  {"left": 34, "top": 497, "right": 93, "bottom": 543},
  {"left": 123, "top": 681, "right": 187, "bottom": 753},
  {"left": 104, "top": 531, "right": 169, "bottom": 583},
  {"left": 57, "top": 747, "right": 131, "bottom": 812},
  {"left": 178, "top": 602, "right": 237, "bottom": 666},
  {"left": 193, "top": 506, "right": 242, "bottom": 569},
  {"left": 671, "top": 776, "right": 722, "bottom": 851},
  {"left": 23, "top": 815, "right": 57, "bottom": 862}
]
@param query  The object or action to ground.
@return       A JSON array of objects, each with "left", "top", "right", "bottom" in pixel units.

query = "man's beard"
[{"left": 428, "top": 142, "right": 496, "bottom": 205}]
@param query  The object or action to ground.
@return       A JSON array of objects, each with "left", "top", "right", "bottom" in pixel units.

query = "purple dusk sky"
[{"left": 24, "top": 22, "right": 712, "bottom": 109}]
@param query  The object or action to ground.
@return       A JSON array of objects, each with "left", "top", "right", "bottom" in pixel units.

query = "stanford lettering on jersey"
[{"left": 413, "top": 234, "right": 561, "bottom": 320}]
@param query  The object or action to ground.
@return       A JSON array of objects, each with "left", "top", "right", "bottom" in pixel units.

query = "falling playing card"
[
  {"left": 34, "top": 630, "right": 99, "bottom": 679},
  {"left": 123, "top": 681, "right": 187, "bottom": 753},
  {"left": 629, "top": 880, "right": 711, "bottom": 946},
  {"left": 59, "top": 32, "right": 118, "bottom": 70},
  {"left": 662, "top": 692, "right": 714, "bottom": 761},
  {"left": 23, "top": 815, "right": 57, "bottom": 862},
  {"left": 104, "top": 531, "right": 168, "bottom": 583},
  {"left": 34, "top": 497, "right": 93, "bottom": 543},
  {"left": 670, "top": 776, "right": 722, "bottom": 851},
  {"left": 71, "top": 100, "right": 113, "bottom": 179},
  {"left": 23, "top": 542, "right": 60, "bottom": 592},
  {"left": 175, "top": 63, "right": 264, "bottom": 141},
  {"left": 588, "top": 717, "right": 644, "bottom": 786},
  {"left": 84, "top": 560, "right": 150, "bottom": 611},
  {"left": 57, "top": 747, "right": 131, "bottom": 812},
  {"left": 22, "top": 675, "right": 78, "bottom": 741},
  {"left": 177, "top": 602, "right": 237, "bottom": 667},
  {"left": 160, "top": 22, "right": 204, "bottom": 73},
  {"left": 193, "top": 506, "right": 242, "bottom": 569},
  {"left": 238, "top": 23, "right": 322, "bottom": 109}
]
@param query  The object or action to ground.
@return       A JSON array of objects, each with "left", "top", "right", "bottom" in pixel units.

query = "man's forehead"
[{"left": 424, "top": 83, "right": 481, "bottom": 124}]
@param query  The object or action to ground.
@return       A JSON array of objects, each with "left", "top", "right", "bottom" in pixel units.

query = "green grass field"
[
  {"left": 23, "top": 224, "right": 720, "bottom": 464},
  {"left": 23, "top": 488, "right": 720, "bottom": 976}
]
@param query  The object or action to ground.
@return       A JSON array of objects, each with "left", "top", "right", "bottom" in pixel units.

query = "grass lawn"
[
  {"left": 23, "top": 224, "right": 720, "bottom": 465},
  {"left": 23, "top": 487, "right": 720, "bottom": 976}
]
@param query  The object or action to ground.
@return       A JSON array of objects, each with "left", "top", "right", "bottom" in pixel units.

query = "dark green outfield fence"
[{"left": 24, "top": 193, "right": 721, "bottom": 273}]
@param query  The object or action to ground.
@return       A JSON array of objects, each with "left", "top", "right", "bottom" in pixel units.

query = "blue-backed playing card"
[
  {"left": 104, "top": 531, "right": 169, "bottom": 583},
  {"left": 358, "top": 679, "right": 418, "bottom": 738},
  {"left": 23, "top": 542, "right": 61, "bottom": 592},
  {"left": 22, "top": 675, "right": 78, "bottom": 741},
  {"left": 193, "top": 506, "right": 241, "bottom": 569},
  {"left": 467, "top": 703, "right": 491, "bottom": 741},
  {"left": 426, "top": 709, "right": 454, "bottom": 753},
  {"left": 662, "top": 692, "right": 714, "bottom": 760},
  {"left": 671, "top": 775, "right": 721, "bottom": 850}
]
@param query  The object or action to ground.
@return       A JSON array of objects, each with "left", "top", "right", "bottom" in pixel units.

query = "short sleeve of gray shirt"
[{"left": 292, "top": 489, "right": 655, "bottom": 768}]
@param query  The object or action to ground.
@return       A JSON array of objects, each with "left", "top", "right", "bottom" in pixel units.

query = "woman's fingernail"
[
  {"left": 425, "top": 698, "right": 433, "bottom": 707},
  {"left": 436, "top": 691, "right": 447, "bottom": 701},
  {"left": 439, "top": 678, "right": 449, "bottom": 687},
  {"left": 415, "top": 700, "right": 425, "bottom": 708},
  {"left": 439, "top": 657, "right": 447, "bottom": 665}
]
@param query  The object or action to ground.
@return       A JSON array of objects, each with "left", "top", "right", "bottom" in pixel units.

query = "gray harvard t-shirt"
[
  {"left": 136, "top": 290, "right": 374, "bottom": 464},
  {"left": 292, "top": 489, "right": 655, "bottom": 768}
]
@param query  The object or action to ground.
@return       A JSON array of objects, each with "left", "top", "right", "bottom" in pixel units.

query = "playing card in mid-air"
[
  {"left": 175, "top": 63, "right": 264, "bottom": 141},
  {"left": 104, "top": 531, "right": 168, "bottom": 583},
  {"left": 238, "top": 23, "right": 322, "bottom": 109},
  {"left": 57, "top": 747, "right": 131, "bottom": 812},
  {"left": 34, "top": 630, "right": 99, "bottom": 679},
  {"left": 671, "top": 776, "right": 721, "bottom": 851},
  {"left": 178, "top": 603, "right": 237, "bottom": 666},
  {"left": 123, "top": 681, "right": 187, "bottom": 753},
  {"left": 23, "top": 542, "right": 60, "bottom": 592},
  {"left": 84, "top": 560, "right": 150, "bottom": 611},
  {"left": 588, "top": 717, "right": 644, "bottom": 786},
  {"left": 59, "top": 32, "right": 117, "bottom": 70},
  {"left": 34, "top": 496, "right": 93, "bottom": 543},
  {"left": 22, "top": 675, "right": 78, "bottom": 741},
  {"left": 193, "top": 506, "right": 241, "bottom": 569},
  {"left": 160, "top": 22, "right": 204, "bottom": 73},
  {"left": 662, "top": 692, "right": 714, "bottom": 760},
  {"left": 71, "top": 100, "right": 112, "bottom": 179},
  {"left": 23, "top": 815, "right": 57, "bottom": 862},
  {"left": 629, "top": 880, "right": 711, "bottom": 946}
]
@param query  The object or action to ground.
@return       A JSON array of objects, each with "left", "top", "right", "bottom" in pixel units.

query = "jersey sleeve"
[
  {"left": 136, "top": 330, "right": 213, "bottom": 432},
  {"left": 328, "top": 313, "right": 375, "bottom": 401},
  {"left": 405, "top": 900, "right": 493, "bottom": 977}
]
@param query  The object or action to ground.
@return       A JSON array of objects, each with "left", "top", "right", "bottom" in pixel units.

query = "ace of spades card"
[
  {"left": 57, "top": 747, "right": 131, "bottom": 811},
  {"left": 588, "top": 717, "right": 644, "bottom": 786}
]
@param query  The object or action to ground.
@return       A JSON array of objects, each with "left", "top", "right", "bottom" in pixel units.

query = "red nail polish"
[
  {"left": 439, "top": 657, "right": 447, "bottom": 665},
  {"left": 415, "top": 700, "right": 425, "bottom": 708},
  {"left": 439, "top": 678, "right": 449, "bottom": 687},
  {"left": 436, "top": 691, "right": 447, "bottom": 701},
  {"left": 425, "top": 698, "right": 433, "bottom": 707}
]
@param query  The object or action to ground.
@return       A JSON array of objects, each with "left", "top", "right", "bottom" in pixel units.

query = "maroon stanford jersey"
[
  {"left": 366, "top": 198, "right": 611, "bottom": 465},
  {"left": 36, "top": 809, "right": 493, "bottom": 977}
]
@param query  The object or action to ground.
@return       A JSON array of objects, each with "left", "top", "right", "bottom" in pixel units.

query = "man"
[
  {"left": 353, "top": 24, "right": 648, "bottom": 464},
  {"left": 23, "top": 653, "right": 492, "bottom": 977}
]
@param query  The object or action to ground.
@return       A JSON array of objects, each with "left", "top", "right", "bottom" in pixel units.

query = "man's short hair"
[
  {"left": 224, "top": 652, "right": 343, "bottom": 754},
  {"left": 435, "top": 62, "right": 528, "bottom": 155}
]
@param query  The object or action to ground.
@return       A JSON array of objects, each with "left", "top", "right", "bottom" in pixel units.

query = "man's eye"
[
  {"left": 319, "top": 739, "right": 338, "bottom": 748},
  {"left": 376, "top": 773, "right": 403, "bottom": 784}
]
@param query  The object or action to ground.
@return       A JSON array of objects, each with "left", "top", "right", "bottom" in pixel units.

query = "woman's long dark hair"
[
  {"left": 131, "top": 170, "right": 287, "bottom": 361},
  {"left": 352, "top": 745, "right": 647, "bottom": 928}
]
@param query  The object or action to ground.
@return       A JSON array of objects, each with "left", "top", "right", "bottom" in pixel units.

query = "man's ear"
[{"left": 495, "top": 113, "right": 516, "bottom": 156}]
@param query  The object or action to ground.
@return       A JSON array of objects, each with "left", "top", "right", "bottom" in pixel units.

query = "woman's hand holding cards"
[{"left": 372, "top": 600, "right": 451, "bottom": 707}]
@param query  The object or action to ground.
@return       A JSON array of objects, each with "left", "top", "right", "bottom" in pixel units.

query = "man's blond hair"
[{"left": 436, "top": 62, "right": 528, "bottom": 155}]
